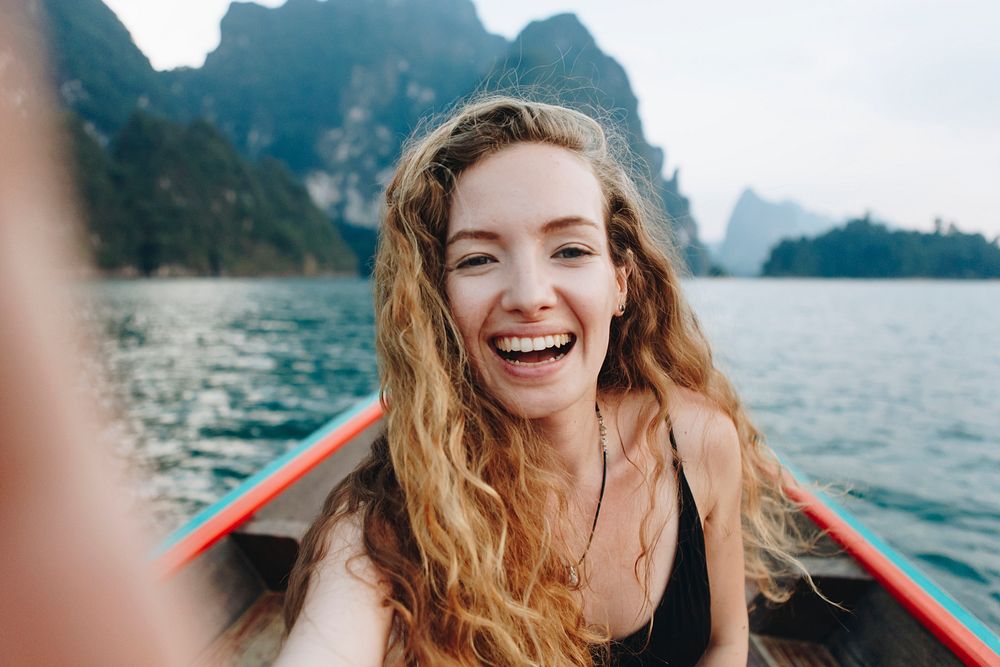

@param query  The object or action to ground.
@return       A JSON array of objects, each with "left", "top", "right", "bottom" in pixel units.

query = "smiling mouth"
[{"left": 492, "top": 333, "right": 576, "bottom": 365}]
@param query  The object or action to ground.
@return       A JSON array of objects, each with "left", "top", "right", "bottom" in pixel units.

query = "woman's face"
[{"left": 444, "top": 142, "right": 627, "bottom": 420}]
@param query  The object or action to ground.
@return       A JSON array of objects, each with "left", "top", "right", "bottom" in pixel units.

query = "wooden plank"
[
  {"left": 196, "top": 592, "right": 286, "bottom": 667},
  {"left": 826, "top": 585, "right": 962, "bottom": 667},
  {"left": 750, "top": 634, "right": 840, "bottom": 667}
]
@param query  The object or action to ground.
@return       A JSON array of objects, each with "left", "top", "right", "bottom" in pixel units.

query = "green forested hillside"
[
  {"left": 762, "top": 217, "right": 1000, "bottom": 278},
  {"left": 43, "top": 0, "right": 711, "bottom": 275},
  {"left": 69, "top": 112, "right": 356, "bottom": 276}
]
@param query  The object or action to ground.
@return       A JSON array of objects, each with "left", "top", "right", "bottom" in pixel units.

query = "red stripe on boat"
[
  {"left": 154, "top": 399, "right": 384, "bottom": 577},
  {"left": 787, "top": 484, "right": 999, "bottom": 666}
]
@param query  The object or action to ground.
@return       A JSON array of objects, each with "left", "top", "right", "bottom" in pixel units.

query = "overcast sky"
[{"left": 103, "top": 0, "right": 1000, "bottom": 242}]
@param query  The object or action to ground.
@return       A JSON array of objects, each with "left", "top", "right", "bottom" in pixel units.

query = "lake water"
[{"left": 85, "top": 277, "right": 1000, "bottom": 634}]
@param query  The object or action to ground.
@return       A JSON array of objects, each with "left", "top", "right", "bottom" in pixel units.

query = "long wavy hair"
[{"left": 284, "top": 95, "right": 814, "bottom": 665}]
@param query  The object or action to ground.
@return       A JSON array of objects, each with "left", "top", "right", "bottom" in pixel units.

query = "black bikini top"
[{"left": 597, "top": 427, "right": 712, "bottom": 666}]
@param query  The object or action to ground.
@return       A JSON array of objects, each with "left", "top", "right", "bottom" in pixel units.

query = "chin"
[{"left": 489, "top": 384, "right": 588, "bottom": 421}]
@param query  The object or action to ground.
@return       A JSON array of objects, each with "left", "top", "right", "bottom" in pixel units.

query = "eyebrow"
[{"left": 445, "top": 216, "right": 601, "bottom": 246}]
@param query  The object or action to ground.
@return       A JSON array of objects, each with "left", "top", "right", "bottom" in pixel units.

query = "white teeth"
[{"left": 493, "top": 333, "right": 573, "bottom": 353}]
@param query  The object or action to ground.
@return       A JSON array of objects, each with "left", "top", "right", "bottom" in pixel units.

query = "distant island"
[{"left": 762, "top": 216, "right": 1000, "bottom": 279}]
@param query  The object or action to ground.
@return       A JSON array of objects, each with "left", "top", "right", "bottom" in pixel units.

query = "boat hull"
[{"left": 157, "top": 395, "right": 998, "bottom": 666}]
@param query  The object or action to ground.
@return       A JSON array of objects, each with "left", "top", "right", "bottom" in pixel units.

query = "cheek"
[
  {"left": 445, "top": 281, "right": 487, "bottom": 352},
  {"left": 565, "top": 271, "right": 619, "bottom": 316}
]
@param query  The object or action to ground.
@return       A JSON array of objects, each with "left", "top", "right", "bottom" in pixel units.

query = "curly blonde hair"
[{"left": 284, "top": 94, "right": 813, "bottom": 665}]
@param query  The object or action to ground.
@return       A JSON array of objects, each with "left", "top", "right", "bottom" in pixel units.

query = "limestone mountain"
[
  {"left": 164, "top": 0, "right": 507, "bottom": 230},
  {"left": 43, "top": 0, "right": 711, "bottom": 274},
  {"left": 42, "top": 0, "right": 357, "bottom": 275}
]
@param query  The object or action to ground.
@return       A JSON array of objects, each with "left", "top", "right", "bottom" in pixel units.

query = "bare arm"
[
  {"left": 0, "top": 9, "right": 198, "bottom": 664},
  {"left": 697, "top": 414, "right": 749, "bottom": 666},
  {"left": 275, "top": 518, "right": 393, "bottom": 666}
]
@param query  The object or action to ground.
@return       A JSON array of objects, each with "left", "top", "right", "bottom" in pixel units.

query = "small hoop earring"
[{"left": 618, "top": 302, "right": 625, "bottom": 314}]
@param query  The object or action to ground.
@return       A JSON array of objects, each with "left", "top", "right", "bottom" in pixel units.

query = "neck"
[{"left": 533, "top": 394, "right": 605, "bottom": 481}]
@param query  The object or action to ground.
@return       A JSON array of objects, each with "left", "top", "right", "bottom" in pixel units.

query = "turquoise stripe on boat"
[
  {"left": 782, "top": 459, "right": 1000, "bottom": 654},
  {"left": 154, "top": 390, "right": 382, "bottom": 557},
  {"left": 154, "top": 407, "right": 999, "bottom": 655}
]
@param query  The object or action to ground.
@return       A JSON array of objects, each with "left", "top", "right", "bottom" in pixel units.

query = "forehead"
[{"left": 447, "top": 143, "right": 605, "bottom": 236}]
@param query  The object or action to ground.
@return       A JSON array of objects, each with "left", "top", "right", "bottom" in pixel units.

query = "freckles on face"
[{"left": 441, "top": 142, "right": 627, "bottom": 417}]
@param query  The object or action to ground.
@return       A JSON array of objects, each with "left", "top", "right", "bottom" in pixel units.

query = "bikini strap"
[{"left": 668, "top": 425, "right": 680, "bottom": 470}]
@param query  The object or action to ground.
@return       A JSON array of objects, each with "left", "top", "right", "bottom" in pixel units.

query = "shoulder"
[
  {"left": 665, "top": 386, "right": 742, "bottom": 520},
  {"left": 276, "top": 513, "right": 393, "bottom": 666},
  {"left": 668, "top": 390, "right": 750, "bottom": 658}
]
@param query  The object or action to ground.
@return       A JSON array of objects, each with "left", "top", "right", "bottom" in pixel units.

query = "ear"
[{"left": 614, "top": 249, "right": 633, "bottom": 316}]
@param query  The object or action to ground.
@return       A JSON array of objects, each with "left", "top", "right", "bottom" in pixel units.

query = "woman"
[{"left": 277, "top": 96, "right": 811, "bottom": 666}]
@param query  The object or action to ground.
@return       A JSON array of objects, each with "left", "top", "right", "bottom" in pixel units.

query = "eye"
[
  {"left": 455, "top": 254, "right": 495, "bottom": 269},
  {"left": 554, "top": 246, "right": 593, "bottom": 260}
]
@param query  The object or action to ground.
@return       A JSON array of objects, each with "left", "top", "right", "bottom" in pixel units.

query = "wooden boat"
[{"left": 156, "top": 392, "right": 1000, "bottom": 666}]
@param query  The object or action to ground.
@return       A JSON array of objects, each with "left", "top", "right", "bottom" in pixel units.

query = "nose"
[{"left": 500, "top": 255, "right": 557, "bottom": 317}]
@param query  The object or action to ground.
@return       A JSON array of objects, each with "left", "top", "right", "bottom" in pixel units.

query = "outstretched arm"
[{"left": 276, "top": 518, "right": 393, "bottom": 666}]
